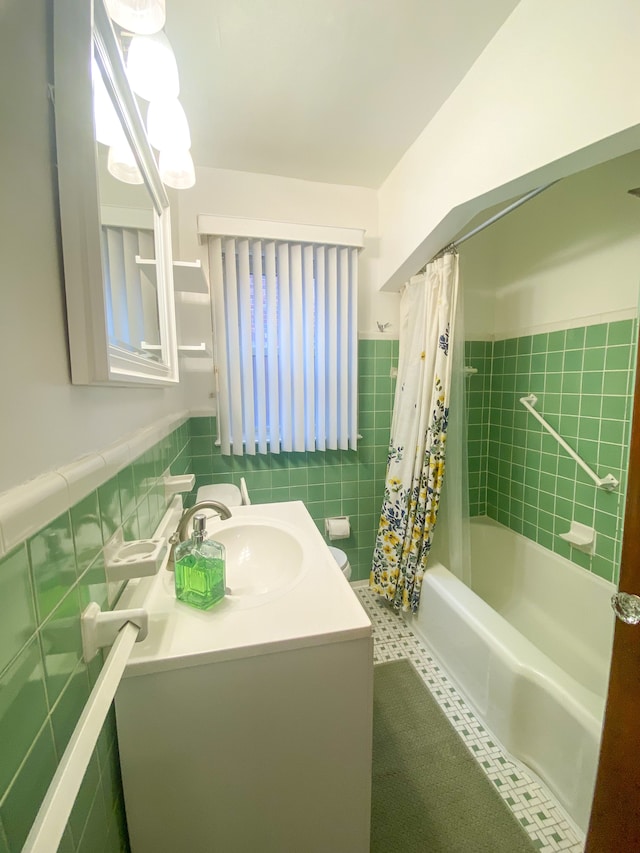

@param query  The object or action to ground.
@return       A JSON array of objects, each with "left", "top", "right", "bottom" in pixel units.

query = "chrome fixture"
[
  {"left": 611, "top": 592, "right": 640, "bottom": 625},
  {"left": 168, "top": 501, "right": 232, "bottom": 569}
]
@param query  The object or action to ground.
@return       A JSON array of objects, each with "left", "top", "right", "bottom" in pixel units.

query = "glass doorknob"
[{"left": 611, "top": 592, "right": 640, "bottom": 624}]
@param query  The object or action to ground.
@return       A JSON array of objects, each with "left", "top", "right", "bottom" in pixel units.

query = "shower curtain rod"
[{"left": 421, "top": 180, "right": 559, "bottom": 270}]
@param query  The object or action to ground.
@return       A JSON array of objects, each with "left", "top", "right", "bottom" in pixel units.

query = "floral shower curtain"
[{"left": 370, "top": 252, "right": 459, "bottom": 612}]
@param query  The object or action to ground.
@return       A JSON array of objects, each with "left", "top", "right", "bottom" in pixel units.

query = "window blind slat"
[
  {"left": 208, "top": 237, "right": 231, "bottom": 453},
  {"left": 105, "top": 228, "right": 127, "bottom": 345},
  {"left": 303, "top": 244, "right": 316, "bottom": 450},
  {"left": 277, "top": 243, "right": 292, "bottom": 452},
  {"left": 122, "top": 230, "right": 144, "bottom": 348},
  {"left": 315, "top": 246, "right": 326, "bottom": 451},
  {"left": 138, "top": 230, "right": 158, "bottom": 347},
  {"left": 223, "top": 237, "right": 244, "bottom": 454},
  {"left": 326, "top": 247, "right": 338, "bottom": 450},
  {"left": 265, "top": 242, "right": 280, "bottom": 453},
  {"left": 349, "top": 248, "right": 359, "bottom": 449},
  {"left": 237, "top": 239, "right": 255, "bottom": 453},
  {"left": 252, "top": 241, "right": 268, "bottom": 454},
  {"left": 338, "top": 247, "right": 350, "bottom": 449},
  {"left": 290, "top": 244, "right": 305, "bottom": 451}
]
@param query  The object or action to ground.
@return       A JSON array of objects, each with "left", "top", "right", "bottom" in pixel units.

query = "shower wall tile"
[
  {"left": 187, "top": 338, "right": 399, "bottom": 582},
  {"left": 468, "top": 318, "right": 637, "bottom": 584},
  {"left": 465, "top": 340, "right": 493, "bottom": 516},
  {"left": 0, "top": 421, "right": 191, "bottom": 853}
]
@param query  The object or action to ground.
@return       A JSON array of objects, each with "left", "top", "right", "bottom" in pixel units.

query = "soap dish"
[
  {"left": 104, "top": 533, "right": 167, "bottom": 582},
  {"left": 164, "top": 474, "right": 196, "bottom": 500},
  {"left": 558, "top": 521, "right": 596, "bottom": 555}
]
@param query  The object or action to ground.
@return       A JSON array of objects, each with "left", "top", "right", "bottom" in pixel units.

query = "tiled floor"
[{"left": 356, "top": 584, "right": 584, "bottom": 853}]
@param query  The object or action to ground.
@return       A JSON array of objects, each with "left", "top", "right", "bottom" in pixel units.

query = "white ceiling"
[{"left": 165, "top": 0, "right": 521, "bottom": 188}]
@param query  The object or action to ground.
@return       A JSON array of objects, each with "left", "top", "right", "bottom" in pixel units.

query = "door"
[{"left": 585, "top": 346, "right": 640, "bottom": 851}]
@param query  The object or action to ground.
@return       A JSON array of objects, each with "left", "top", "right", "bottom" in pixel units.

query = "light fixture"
[
  {"left": 126, "top": 31, "right": 179, "bottom": 102},
  {"left": 108, "top": 143, "right": 144, "bottom": 184},
  {"left": 146, "top": 98, "right": 191, "bottom": 151},
  {"left": 92, "top": 59, "right": 126, "bottom": 147},
  {"left": 159, "top": 149, "right": 195, "bottom": 189},
  {"left": 104, "top": 0, "right": 166, "bottom": 35}
]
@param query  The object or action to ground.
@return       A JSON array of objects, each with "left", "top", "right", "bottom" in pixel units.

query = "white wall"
[
  {"left": 378, "top": 0, "right": 640, "bottom": 292},
  {"left": 0, "top": 0, "right": 185, "bottom": 494},
  {"left": 460, "top": 150, "right": 640, "bottom": 339},
  {"left": 175, "top": 165, "right": 399, "bottom": 411}
]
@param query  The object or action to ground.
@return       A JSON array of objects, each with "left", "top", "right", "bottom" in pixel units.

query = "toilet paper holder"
[{"left": 325, "top": 516, "right": 350, "bottom": 540}]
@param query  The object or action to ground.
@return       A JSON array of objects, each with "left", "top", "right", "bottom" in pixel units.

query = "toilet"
[
  {"left": 195, "top": 477, "right": 249, "bottom": 511},
  {"left": 328, "top": 546, "right": 352, "bottom": 582}
]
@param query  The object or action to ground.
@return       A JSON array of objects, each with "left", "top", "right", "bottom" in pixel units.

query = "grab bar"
[
  {"left": 22, "top": 619, "right": 142, "bottom": 853},
  {"left": 519, "top": 394, "right": 618, "bottom": 491}
]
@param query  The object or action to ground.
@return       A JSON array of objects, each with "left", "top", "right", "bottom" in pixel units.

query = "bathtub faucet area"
[{"left": 168, "top": 501, "right": 233, "bottom": 569}]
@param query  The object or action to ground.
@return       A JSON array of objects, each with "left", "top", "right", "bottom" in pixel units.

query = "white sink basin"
[{"left": 213, "top": 519, "right": 305, "bottom": 600}]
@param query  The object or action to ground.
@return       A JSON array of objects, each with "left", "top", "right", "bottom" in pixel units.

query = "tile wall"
[
  {"left": 466, "top": 319, "right": 637, "bottom": 584},
  {"left": 187, "top": 338, "right": 398, "bottom": 581},
  {"left": 0, "top": 422, "right": 191, "bottom": 853}
]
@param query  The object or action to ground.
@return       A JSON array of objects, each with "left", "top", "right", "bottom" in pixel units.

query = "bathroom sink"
[{"left": 212, "top": 519, "right": 306, "bottom": 600}]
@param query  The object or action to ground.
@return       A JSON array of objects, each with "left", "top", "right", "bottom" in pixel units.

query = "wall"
[
  {"left": 462, "top": 152, "right": 640, "bottom": 585},
  {"left": 0, "top": 2, "right": 193, "bottom": 850},
  {"left": 0, "top": 417, "right": 191, "bottom": 852},
  {"left": 0, "top": 0, "right": 185, "bottom": 495},
  {"left": 173, "top": 164, "right": 399, "bottom": 413},
  {"left": 186, "top": 339, "right": 398, "bottom": 582},
  {"left": 378, "top": 0, "right": 640, "bottom": 291}
]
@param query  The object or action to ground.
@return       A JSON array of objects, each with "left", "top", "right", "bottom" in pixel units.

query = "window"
[{"left": 208, "top": 236, "right": 359, "bottom": 455}]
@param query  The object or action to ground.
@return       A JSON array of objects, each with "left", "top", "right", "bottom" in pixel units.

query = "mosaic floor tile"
[{"left": 357, "top": 586, "right": 584, "bottom": 853}]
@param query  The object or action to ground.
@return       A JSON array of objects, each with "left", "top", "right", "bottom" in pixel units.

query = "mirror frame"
[{"left": 54, "top": 0, "right": 179, "bottom": 385}]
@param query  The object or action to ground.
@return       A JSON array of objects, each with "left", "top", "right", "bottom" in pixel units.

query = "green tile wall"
[
  {"left": 465, "top": 340, "right": 493, "bottom": 516},
  {"left": 0, "top": 421, "right": 191, "bottom": 853},
  {"left": 466, "top": 319, "right": 637, "bottom": 584},
  {"left": 187, "top": 338, "right": 398, "bottom": 582}
]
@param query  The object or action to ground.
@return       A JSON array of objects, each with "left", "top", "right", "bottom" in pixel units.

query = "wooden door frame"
[{"left": 585, "top": 337, "right": 640, "bottom": 851}]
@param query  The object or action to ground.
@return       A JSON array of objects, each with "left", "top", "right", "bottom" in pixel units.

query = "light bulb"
[
  {"left": 108, "top": 143, "right": 144, "bottom": 184},
  {"left": 146, "top": 98, "right": 191, "bottom": 151},
  {"left": 92, "top": 59, "right": 125, "bottom": 147},
  {"left": 126, "top": 31, "right": 179, "bottom": 102},
  {"left": 104, "top": 0, "right": 166, "bottom": 35},
  {"left": 159, "top": 149, "right": 195, "bottom": 189}
]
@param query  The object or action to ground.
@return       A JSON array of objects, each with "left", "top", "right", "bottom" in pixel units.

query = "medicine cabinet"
[{"left": 54, "top": 0, "right": 179, "bottom": 385}]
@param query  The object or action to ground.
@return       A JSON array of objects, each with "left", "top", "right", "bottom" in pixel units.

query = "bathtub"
[{"left": 405, "top": 516, "right": 616, "bottom": 834}]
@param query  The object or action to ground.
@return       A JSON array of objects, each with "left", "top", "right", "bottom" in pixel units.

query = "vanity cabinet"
[
  {"left": 114, "top": 501, "right": 373, "bottom": 853},
  {"left": 116, "top": 635, "right": 372, "bottom": 852}
]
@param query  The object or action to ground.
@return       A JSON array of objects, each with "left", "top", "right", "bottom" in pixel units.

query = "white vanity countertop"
[{"left": 118, "top": 501, "right": 372, "bottom": 677}]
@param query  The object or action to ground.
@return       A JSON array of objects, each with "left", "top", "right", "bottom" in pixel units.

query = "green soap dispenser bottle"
[{"left": 174, "top": 513, "right": 226, "bottom": 610}]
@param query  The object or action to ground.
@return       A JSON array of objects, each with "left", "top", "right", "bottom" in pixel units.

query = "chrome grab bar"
[{"left": 519, "top": 394, "right": 618, "bottom": 491}]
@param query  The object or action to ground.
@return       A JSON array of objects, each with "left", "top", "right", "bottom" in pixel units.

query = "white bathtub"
[{"left": 406, "top": 517, "right": 616, "bottom": 834}]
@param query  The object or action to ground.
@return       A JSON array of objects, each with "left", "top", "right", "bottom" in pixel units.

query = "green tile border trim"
[{"left": 0, "top": 411, "right": 190, "bottom": 558}]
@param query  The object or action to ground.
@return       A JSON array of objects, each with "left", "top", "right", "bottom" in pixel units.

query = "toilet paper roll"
[{"left": 325, "top": 516, "right": 350, "bottom": 540}]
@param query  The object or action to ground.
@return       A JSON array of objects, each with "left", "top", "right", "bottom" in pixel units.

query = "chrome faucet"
[{"left": 168, "top": 501, "right": 232, "bottom": 569}]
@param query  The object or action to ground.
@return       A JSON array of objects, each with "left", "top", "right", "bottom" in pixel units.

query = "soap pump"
[{"left": 174, "top": 513, "right": 226, "bottom": 611}]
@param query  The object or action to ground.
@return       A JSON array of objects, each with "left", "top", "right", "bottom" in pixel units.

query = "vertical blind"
[
  {"left": 208, "top": 236, "right": 358, "bottom": 455},
  {"left": 101, "top": 226, "right": 159, "bottom": 353}
]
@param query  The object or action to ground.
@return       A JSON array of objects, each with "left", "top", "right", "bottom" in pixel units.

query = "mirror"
[{"left": 54, "top": 0, "right": 179, "bottom": 385}]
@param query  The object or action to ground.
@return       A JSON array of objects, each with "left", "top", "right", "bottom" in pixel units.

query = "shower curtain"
[{"left": 370, "top": 252, "right": 459, "bottom": 612}]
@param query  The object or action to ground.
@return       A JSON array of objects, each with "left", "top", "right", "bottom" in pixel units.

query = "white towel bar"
[
  {"left": 22, "top": 494, "right": 184, "bottom": 853},
  {"left": 519, "top": 394, "right": 618, "bottom": 491},
  {"left": 22, "top": 621, "right": 140, "bottom": 853}
]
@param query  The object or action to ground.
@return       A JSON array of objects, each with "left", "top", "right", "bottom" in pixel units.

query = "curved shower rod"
[{"left": 519, "top": 394, "right": 618, "bottom": 491}]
